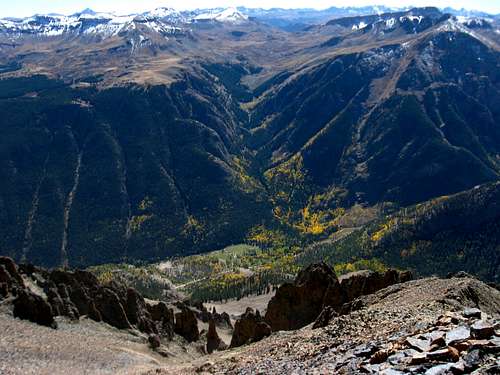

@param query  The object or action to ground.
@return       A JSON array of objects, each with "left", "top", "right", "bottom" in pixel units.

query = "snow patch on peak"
[
  {"left": 385, "top": 18, "right": 396, "bottom": 28},
  {"left": 400, "top": 15, "right": 424, "bottom": 24},
  {"left": 194, "top": 7, "right": 248, "bottom": 23},
  {"left": 145, "top": 7, "right": 178, "bottom": 18},
  {"left": 352, "top": 21, "right": 368, "bottom": 30}
]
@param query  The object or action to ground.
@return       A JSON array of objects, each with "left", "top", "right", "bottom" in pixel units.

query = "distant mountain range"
[{"left": 0, "top": 5, "right": 498, "bottom": 37}]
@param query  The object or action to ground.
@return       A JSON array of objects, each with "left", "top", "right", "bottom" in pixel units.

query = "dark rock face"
[
  {"left": 231, "top": 308, "right": 271, "bottom": 348},
  {"left": 206, "top": 319, "right": 227, "bottom": 354},
  {"left": 338, "top": 269, "right": 412, "bottom": 303},
  {"left": 147, "top": 302, "right": 175, "bottom": 339},
  {"left": 13, "top": 289, "right": 57, "bottom": 328},
  {"left": 265, "top": 264, "right": 412, "bottom": 333},
  {"left": 125, "top": 288, "right": 156, "bottom": 334},
  {"left": 174, "top": 306, "right": 200, "bottom": 342},
  {"left": 1, "top": 258, "right": 193, "bottom": 347},
  {"left": 0, "top": 265, "right": 12, "bottom": 298},
  {"left": 0, "top": 257, "right": 25, "bottom": 296},
  {"left": 148, "top": 334, "right": 161, "bottom": 349},
  {"left": 46, "top": 286, "right": 79, "bottom": 320},
  {"left": 265, "top": 263, "right": 341, "bottom": 331},
  {"left": 218, "top": 312, "right": 232, "bottom": 329},
  {"left": 94, "top": 287, "right": 132, "bottom": 330}
]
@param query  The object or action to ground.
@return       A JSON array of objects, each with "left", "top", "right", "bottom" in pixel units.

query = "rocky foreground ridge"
[
  {"left": 200, "top": 275, "right": 500, "bottom": 375},
  {"left": 1, "top": 256, "right": 500, "bottom": 374}
]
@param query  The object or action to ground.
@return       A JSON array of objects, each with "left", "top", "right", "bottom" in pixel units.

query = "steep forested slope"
[
  {"left": 296, "top": 182, "right": 500, "bottom": 282},
  {"left": 0, "top": 72, "right": 268, "bottom": 267}
]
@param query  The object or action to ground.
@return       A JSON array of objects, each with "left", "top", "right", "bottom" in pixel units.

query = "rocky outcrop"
[
  {"left": 206, "top": 319, "right": 227, "bottom": 354},
  {"left": 94, "top": 287, "right": 132, "bottom": 330},
  {"left": 231, "top": 308, "right": 271, "bottom": 348},
  {"left": 0, "top": 257, "right": 25, "bottom": 298},
  {"left": 49, "top": 269, "right": 101, "bottom": 320},
  {"left": 125, "top": 288, "right": 156, "bottom": 334},
  {"left": 210, "top": 276, "right": 500, "bottom": 374},
  {"left": 46, "top": 285, "right": 79, "bottom": 320},
  {"left": 0, "top": 257, "right": 25, "bottom": 287},
  {"left": 265, "top": 263, "right": 341, "bottom": 331},
  {"left": 338, "top": 269, "right": 412, "bottom": 303},
  {"left": 264, "top": 264, "right": 412, "bottom": 333},
  {"left": 147, "top": 301, "right": 175, "bottom": 339},
  {"left": 174, "top": 306, "right": 200, "bottom": 342},
  {"left": 13, "top": 289, "right": 57, "bottom": 328},
  {"left": 0, "top": 257, "right": 215, "bottom": 356}
]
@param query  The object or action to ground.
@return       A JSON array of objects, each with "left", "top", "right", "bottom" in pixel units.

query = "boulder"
[
  {"left": 13, "top": 289, "right": 57, "bottom": 328},
  {"left": 148, "top": 334, "right": 161, "bottom": 349},
  {"left": 265, "top": 263, "right": 340, "bottom": 331},
  {"left": 94, "top": 287, "right": 131, "bottom": 330},
  {"left": 207, "top": 319, "right": 227, "bottom": 353},
  {"left": 174, "top": 306, "right": 200, "bottom": 342},
  {"left": 231, "top": 307, "right": 271, "bottom": 348}
]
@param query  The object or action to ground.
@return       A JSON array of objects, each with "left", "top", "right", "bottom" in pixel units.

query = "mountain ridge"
[{"left": 0, "top": 6, "right": 498, "bottom": 270}]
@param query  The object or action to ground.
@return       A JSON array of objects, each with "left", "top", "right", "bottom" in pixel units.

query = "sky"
[{"left": 1, "top": 0, "right": 499, "bottom": 18}]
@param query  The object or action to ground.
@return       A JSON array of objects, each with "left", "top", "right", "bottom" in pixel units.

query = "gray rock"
[
  {"left": 445, "top": 326, "right": 470, "bottom": 345},
  {"left": 425, "top": 363, "right": 454, "bottom": 375},
  {"left": 463, "top": 308, "right": 482, "bottom": 319},
  {"left": 406, "top": 336, "right": 432, "bottom": 352},
  {"left": 471, "top": 321, "right": 495, "bottom": 339}
]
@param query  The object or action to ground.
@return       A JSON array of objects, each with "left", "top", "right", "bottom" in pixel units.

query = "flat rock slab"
[
  {"left": 445, "top": 326, "right": 470, "bottom": 345},
  {"left": 406, "top": 337, "right": 432, "bottom": 352},
  {"left": 425, "top": 363, "right": 454, "bottom": 375}
]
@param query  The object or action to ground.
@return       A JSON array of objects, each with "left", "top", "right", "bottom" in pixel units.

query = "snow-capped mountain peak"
[
  {"left": 0, "top": 6, "right": 251, "bottom": 39},
  {"left": 194, "top": 7, "right": 249, "bottom": 24}
]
